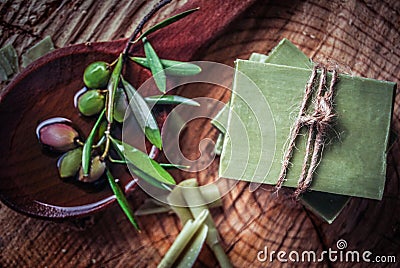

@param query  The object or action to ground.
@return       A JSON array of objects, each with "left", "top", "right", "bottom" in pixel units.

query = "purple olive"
[{"left": 37, "top": 118, "right": 79, "bottom": 152}]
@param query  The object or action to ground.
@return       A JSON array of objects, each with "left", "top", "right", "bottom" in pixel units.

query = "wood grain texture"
[{"left": 0, "top": 0, "right": 399, "bottom": 267}]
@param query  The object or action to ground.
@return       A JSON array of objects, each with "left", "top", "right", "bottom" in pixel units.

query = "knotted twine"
[{"left": 275, "top": 65, "right": 338, "bottom": 198}]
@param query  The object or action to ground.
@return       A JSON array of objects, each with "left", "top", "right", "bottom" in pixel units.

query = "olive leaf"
[
  {"left": 97, "top": 120, "right": 108, "bottom": 141},
  {"left": 106, "top": 169, "right": 140, "bottom": 230},
  {"left": 121, "top": 77, "right": 163, "bottom": 149},
  {"left": 145, "top": 95, "right": 199, "bottom": 106},
  {"left": 82, "top": 109, "right": 105, "bottom": 176},
  {"left": 134, "top": 8, "right": 199, "bottom": 43},
  {"left": 113, "top": 87, "right": 129, "bottom": 123},
  {"left": 110, "top": 137, "right": 176, "bottom": 186},
  {"left": 159, "top": 163, "right": 189, "bottom": 169},
  {"left": 106, "top": 54, "right": 123, "bottom": 123},
  {"left": 130, "top": 56, "right": 201, "bottom": 76},
  {"left": 143, "top": 37, "right": 166, "bottom": 93},
  {"left": 132, "top": 166, "right": 173, "bottom": 190},
  {"left": 134, "top": 198, "right": 172, "bottom": 216}
]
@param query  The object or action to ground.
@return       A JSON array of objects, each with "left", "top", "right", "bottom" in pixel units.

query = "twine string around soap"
[
  {"left": 275, "top": 65, "right": 338, "bottom": 198},
  {"left": 275, "top": 66, "right": 318, "bottom": 191}
]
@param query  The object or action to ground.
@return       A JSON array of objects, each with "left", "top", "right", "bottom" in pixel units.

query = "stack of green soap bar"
[
  {"left": 212, "top": 39, "right": 350, "bottom": 223},
  {"left": 213, "top": 39, "right": 396, "bottom": 223}
]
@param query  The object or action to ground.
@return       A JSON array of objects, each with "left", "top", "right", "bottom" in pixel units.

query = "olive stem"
[
  {"left": 123, "top": 0, "right": 172, "bottom": 60},
  {"left": 75, "top": 139, "right": 85, "bottom": 146},
  {"left": 100, "top": 0, "right": 174, "bottom": 162},
  {"left": 108, "top": 157, "right": 127, "bottom": 164},
  {"left": 108, "top": 58, "right": 119, "bottom": 67},
  {"left": 92, "top": 135, "right": 106, "bottom": 148},
  {"left": 100, "top": 129, "right": 111, "bottom": 161}
]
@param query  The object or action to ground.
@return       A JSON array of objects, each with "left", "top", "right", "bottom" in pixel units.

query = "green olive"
[
  {"left": 78, "top": 90, "right": 105, "bottom": 116},
  {"left": 83, "top": 61, "right": 111, "bottom": 89},
  {"left": 78, "top": 156, "right": 106, "bottom": 183},
  {"left": 57, "top": 148, "right": 83, "bottom": 178}
]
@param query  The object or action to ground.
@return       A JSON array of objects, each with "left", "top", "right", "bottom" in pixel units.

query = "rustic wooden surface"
[{"left": 1, "top": 0, "right": 399, "bottom": 267}]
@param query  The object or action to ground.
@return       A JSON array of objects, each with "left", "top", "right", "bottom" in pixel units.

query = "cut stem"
[
  {"left": 158, "top": 209, "right": 209, "bottom": 268},
  {"left": 167, "top": 186, "right": 194, "bottom": 225},
  {"left": 179, "top": 179, "right": 233, "bottom": 268}
]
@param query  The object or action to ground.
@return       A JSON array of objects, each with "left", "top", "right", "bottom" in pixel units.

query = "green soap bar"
[
  {"left": 0, "top": 43, "right": 19, "bottom": 81},
  {"left": 213, "top": 39, "right": 349, "bottom": 222},
  {"left": 3, "top": 43, "right": 19, "bottom": 73},
  {"left": 300, "top": 191, "right": 349, "bottom": 224},
  {"left": 212, "top": 39, "right": 313, "bottom": 129},
  {"left": 259, "top": 38, "right": 312, "bottom": 69},
  {"left": 22, "top": 36, "right": 54, "bottom": 68},
  {"left": 0, "top": 64, "right": 8, "bottom": 81},
  {"left": 0, "top": 50, "right": 14, "bottom": 76},
  {"left": 220, "top": 57, "right": 396, "bottom": 200}
]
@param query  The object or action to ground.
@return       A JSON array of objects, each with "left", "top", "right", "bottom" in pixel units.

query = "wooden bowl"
[
  {"left": 0, "top": 40, "right": 134, "bottom": 219},
  {"left": 0, "top": 0, "right": 256, "bottom": 220}
]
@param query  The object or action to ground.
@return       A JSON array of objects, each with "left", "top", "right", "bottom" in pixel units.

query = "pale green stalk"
[
  {"left": 180, "top": 179, "right": 233, "bottom": 268},
  {"left": 158, "top": 210, "right": 209, "bottom": 268}
]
